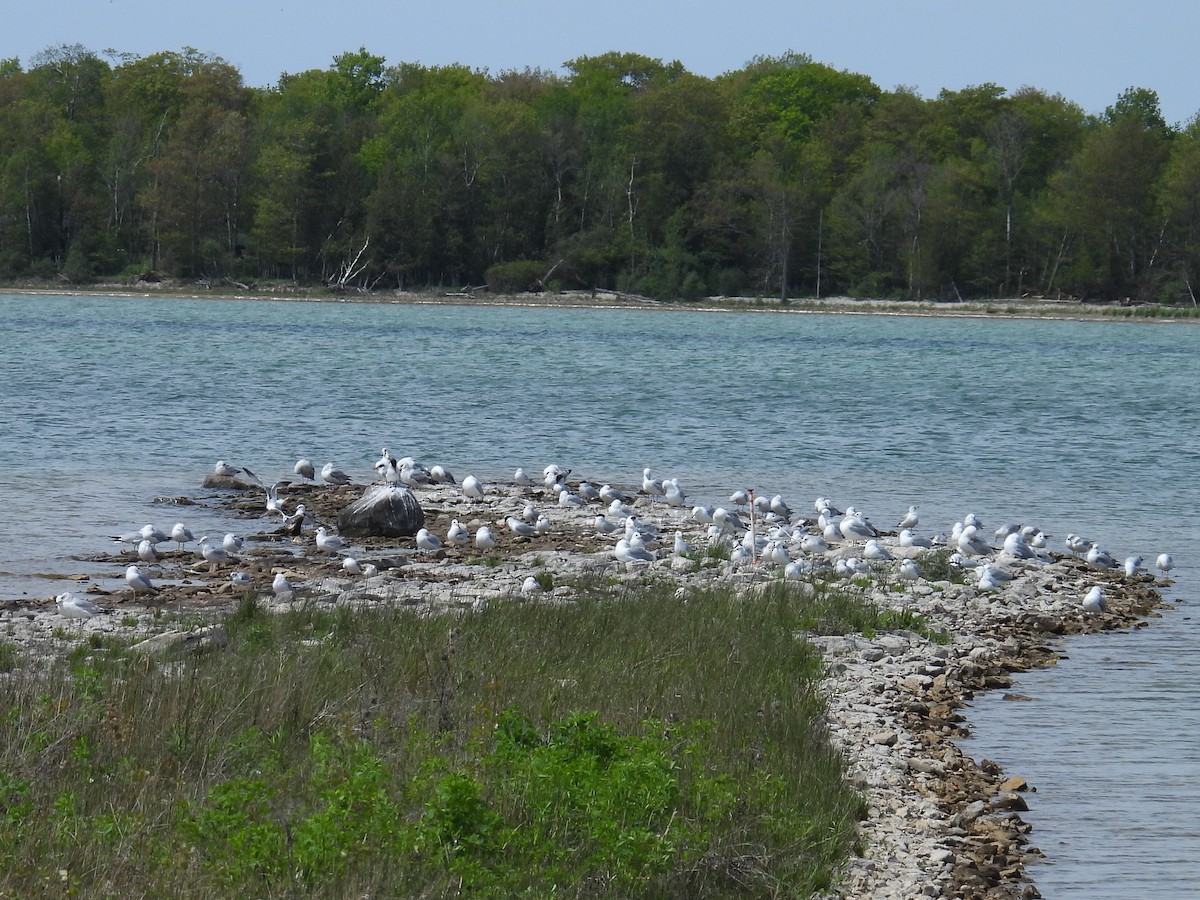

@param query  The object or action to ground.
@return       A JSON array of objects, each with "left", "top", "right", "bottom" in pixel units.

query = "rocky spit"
[{"left": 0, "top": 468, "right": 1171, "bottom": 899}]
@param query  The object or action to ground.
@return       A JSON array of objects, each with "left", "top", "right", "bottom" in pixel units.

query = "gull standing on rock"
[
  {"left": 198, "top": 535, "right": 233, "bottom": 572},
  {"left": 125, "top": 564, "right": 159, "bottom": 596},
  {"left": 1156, "top": 553, "right": 1175, "bottom": 575},
  {"left": 223, "top": 533, "right": 244, "bottom": 554},
  {"left": 321, "top": 462, "right": 352, "bottom": 486},
  {"left": 272, "top": 572, "right": 294, "bottom": 601},
  {"left": 446, "top": 519, "right": 470, "bottom": 547},
  {"left": 294, "top": 458, "right": 316, "bottom": 481},
  {"left": 415, "top": 528, "right": 443, "bottom": 552},
  {"left": 513, "top": 467, "right": 531, "bottom": 486},
  {"left": 315, "top": 526, "right": 346, "bottom": 554},
  {"left": 136, "top": 538, "right": 158, "bottom": 564},
  {"left": 1082, "top": 585, "right": 1106, "bottom": 614},
  {"left": 1124, "top": 555, "right": 1143, "bottom": 577},
  {"left": 475, "top": 525, "right": 497, "bottom": 549},
  {"left": 230, "top": 572, "right": 253, "bottom": 591},
  {"left": 171, "top": 523, "right": 195, "bottom": 551},
  {"left": 57, "top": 592, "right": 107, "bottom": 622},
  {"left": 342, "top": 557, "right": 363, "bottom": 576},
  {"left": 462, "top": 475, "right": 485, "bottom": 501},
  {"left": 214, "top": 460, "right": 241, "bottom": 477}
]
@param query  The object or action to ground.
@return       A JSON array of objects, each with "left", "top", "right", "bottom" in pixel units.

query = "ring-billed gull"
[
  {"left": 415, "top": 528, "right": 443, "bottom": 552},
  {"left": 272, "top": 572, "right": 294, "bottom": 600},
  {"left": 446, "top": 519, "right": 469, "bottom": 547},
  {"left": 506, "top": 516, "right": 536, "bottom": 537},
  {"left": 213, "top": 460, "right": 241, "bottom": 477},
  {"left": 898, "top": 559, "right": 920, "bottom": 582},
  {"left": 223, "top": 533, "right": 244, "bottom": 554},
  {"left": 1156, "top": 553, "right": 1174, "bottom": 575},
  {"left": 513, "top": 467, "right": 531, "bottom": 486},
  {"left": 663, "top": 479, "right": 687, "bottom": 508},
  {"left": 475, "top": 525, "right": 497, "bottom": 549},
  {"left": 897, "top": 506, "right": 919, "bottom": 530},
  {"left": 57, "top": 592, "right": 106, "bottom": 621},
  {"left": 321, "top": 462, "right": 352, "bottom": 486},
  {"left": 198, "top": 536, "right": 233, "bottom": 572},
  {"left": 521, "top": 575, "right": 543, "bottom": 594},
  {"left": 342, "top": 557, "right": 363, "bottom": 575},
  {"left": 294, "top": 458, "right": 315, "bottom": 481},
  {"left": 230, "top": 572, "right": 253, "bottom": 591},
  {"left": 125, "top": 564, "right": 159, "bottom": 596},
  {"left": 137, "top": 538, "right": 158, "bottom": 564},
  {"left": 462, "top": 475, "right": 485, "bottom": 500},
  {"left": 1124, "top": 555, "right": 1143, "bottom": 577},
  {"left": 430, "top": 464, "right": 457, "bottom": 485},
  {"left": 315, "top": 526, "right": 346, "bottom": 554},
  {"left": 1082, "top": 585, "right": 1106, "bottom": 614},
  {"left": 171, "top": 523, "right": 194, "bottom": 551}
]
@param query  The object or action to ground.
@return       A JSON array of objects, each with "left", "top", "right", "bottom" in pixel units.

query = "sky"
[{"left": 6, "top": 0, "right": 1199, "bottom": 125}]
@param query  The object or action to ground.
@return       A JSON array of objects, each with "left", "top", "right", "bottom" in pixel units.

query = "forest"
[{"left": 2, "top": 43, "right": 1199, "bottom": 304}]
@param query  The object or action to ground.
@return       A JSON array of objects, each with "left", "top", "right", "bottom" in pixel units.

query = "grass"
[{"left": 0, "top": 576, "right": 937, "bottom": 897}]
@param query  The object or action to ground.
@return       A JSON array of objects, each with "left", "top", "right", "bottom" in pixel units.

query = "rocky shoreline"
[{"left": 2, "top": 469, "right": 1171, "bottom": 899}]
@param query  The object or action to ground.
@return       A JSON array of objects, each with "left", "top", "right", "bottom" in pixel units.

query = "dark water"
[{"left": 1, "top": 293, "right": 1196, "bottom": 895}]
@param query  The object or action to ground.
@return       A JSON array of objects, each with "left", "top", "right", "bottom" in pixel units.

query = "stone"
[
  {"left": 998, "top": 775, "right": 1029, "bottom": 792},
  {"left": 337, "top": 484, "right": 424, "bottom": 537},
  {"left": 130, "top": 625, "right": 228, "bottom": 656}
]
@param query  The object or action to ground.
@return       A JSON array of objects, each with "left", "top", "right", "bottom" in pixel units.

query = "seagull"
[
  {"left": 136, "top": 538, "right": 158, "bottom": 564},
  {"left": 839, "top": 513, "right": 879, "bottom": 541},
  {"left": 641, "top": 468, "right": 664, "bottom": 496},
  {"left": 543, "top": 463, "right": 570, "bottom": 487},
  {"left": 294, "top": 458, "right": 315, "bottom": 481},
  {"left": 899, "top": 529, "right": 933, "bottom": 549},
  {"left": 690, "top": 505, "right": 715, "bottom": 524},
  {"left": 223, "top": 533, "right": 244, "bottom": 554},
  {"left": 272, "top": 572, "right": 294, "bottom": 600},
  {"left": 314, "top": 526, "right": 346, "bottom": 554},
  {"left": 399, "top": 458, "right": 434, "bottom": 488},
  {"left": 521, "top": 575, "right": 543, "bottom": 594},
  {"left": 730, "top": 489, "right": 750, "bottom": 508},
  {"left": 462, "top": 475, "right": 485, "bottom": 501},
  {"left": 125, "top": 564, "right": 159, "bottom": 596},
  {"left": 897, "top": 506, "right": 919, "bottom": 530},
  {"left": 614, "top": 538, "right": 655, "bottom": 564},
  {"left": 799, "top": 534, "right": 829, "bottom": 555},
  {"left": 430, "top": 464, "right": 457, "bottom": 484},
  {"left": 230, "top": 572, "right": 253, "bottom": 591},
  {"left": 1082, "top": 585, "right": 1106, "bottom": 614},
  {"left": 415, "top": 528, "right": 443, "bottom": 552},
  {"left": 558, "top": 490, "right": 585, "bottom": 508},
  {"left": 320, "top": 462, "right": 351, "bottom": 486},
  {"left": 361, "top": 563, "right": 379, "bottom": 577},
  {"left": 534, "top": 514, "right": 551, "bottom": 534},
  {"left": 475, "top": 525, "right": 497, "bottom": 549},
  {"left": 1086, "top": 544, "right": 1118, "bottom": 569},
  {"left": 375, "top": 455, "right": 402, "bottom": 486},
  {"left": 578, "top": 481, "right": 601, "bottom": 502},
  {"left": 599, "top": 484, "right": 628, "bottom": 504},
  {"left": 956, "top": 525, "right": 992, "bottom": 557},
  {"left": 213, "top": 460, "right": 241, "bottom": 477},
  {"left": 1124, "top": 555, "right": 1143, "bottom": 578},
  {"left": 264, "top": 483, "right": 287, "bottom": 515},
  {"left": 663, "top": 479, "right": 687, "bottom": 507},
  {"left": 513, "top": 467, "right": 531, "bottom": 486},
  {"left": 673, "top": 530, "right": 691, "bottom": 556},
  {"left": 56, "top": 592, "right": 106, "bottom": 621},
  {"left": 769, "top": 495, "right": 792, "bottom": 519},
  {"left": 506, "top": 515, "right": 537, "bottom": 537},
  {"left": 862, "top": 539, "right": 893, "bottom": 561},
  {"left": 594, "top": 514, "right": 621, "bottom": 535},
  {"left": 1156, "top": 553, "right": 1174, "bottom": 575},
  {"left": 198, "top": 535, "right": 233, "bottom": 572},
  {"left": 446, "top": 519, "right": 470, "bottom": 547},
  {"left": 170, "top": 522, "right": 195, "bottom": 551},
  {"left": 898, "top": 559, "right": 920, "bottom": 582},
  {"left": 281, "top": 504, "right": 309, "bottom": 535},
  {"left": 342, "top": 557, "right": 362, "bottom": 576},
  {"left": 140, "top": 524, "right": 170, "bottom": 544}
]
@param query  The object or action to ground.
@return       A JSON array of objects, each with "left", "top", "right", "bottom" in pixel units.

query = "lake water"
[{"left": 1, "top": 293, "right": 1196, "bottom": 897}]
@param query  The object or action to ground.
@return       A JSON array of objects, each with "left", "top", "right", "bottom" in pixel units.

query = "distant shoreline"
[{"left": 4, "top": 283, "right": 1198, "bottom": 323}]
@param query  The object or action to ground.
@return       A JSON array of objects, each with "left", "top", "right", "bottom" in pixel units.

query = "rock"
[
  {"left": 999, "top": 775, "right": 1029, "bottom": 792},
  {"left": 337, "top": 484, "right": 424, "bottom": 537},
  {"left": 130, "top": 626, "right": 228, "bottom": 656}
]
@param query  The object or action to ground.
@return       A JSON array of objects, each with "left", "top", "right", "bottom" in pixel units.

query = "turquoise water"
[{"left": 1, "top": 293, "right": 1197, "bottom": 896}]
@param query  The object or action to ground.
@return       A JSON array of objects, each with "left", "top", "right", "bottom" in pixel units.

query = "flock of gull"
[{"left": 53, "top": 451, "right": 1176, "bottom": 623}]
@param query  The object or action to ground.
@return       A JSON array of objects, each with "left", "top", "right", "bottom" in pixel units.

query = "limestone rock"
[
  {"left": 337, "top": 484, "right": 424, "bottom": 537},
  {"left": 131, "top": 625, "right": 228, "bottom": 656}
]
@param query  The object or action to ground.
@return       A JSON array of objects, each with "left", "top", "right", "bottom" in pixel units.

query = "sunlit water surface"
[{"left": 1, "top": 293, "right": 1196, "bottom": 897}]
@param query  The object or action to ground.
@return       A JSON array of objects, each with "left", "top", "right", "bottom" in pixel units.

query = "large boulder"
[{"left": 338, "top": 484, "right": 424, "bottom": 537}]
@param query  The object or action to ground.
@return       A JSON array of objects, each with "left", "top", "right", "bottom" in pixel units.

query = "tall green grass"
[{"left": 0, "top": 577, "right": 921, "bottom": 897}]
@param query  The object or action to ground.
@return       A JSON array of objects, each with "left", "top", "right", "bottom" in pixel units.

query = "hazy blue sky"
[{"left": 7, "top": 0, "right": 1198, "bottom": 124}]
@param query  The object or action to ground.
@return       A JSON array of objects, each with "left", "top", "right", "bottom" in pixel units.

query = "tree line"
[{"left": 2, "top": 43, "right": 1199, "bottom": 303}]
